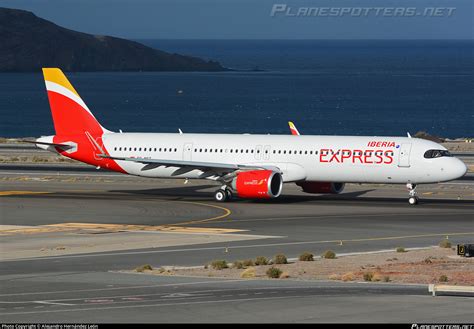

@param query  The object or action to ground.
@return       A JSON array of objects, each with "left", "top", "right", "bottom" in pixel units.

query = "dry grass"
[
  {"left": 341, "top": 272, "right": 356, "bottom": 282},
  {"left": 329, "top": 274, "right": 341, "bottom": 280},
  {"left": 439, "top": 239, "right": 452, "bottom": 248},
  {"left": 273, "top": 254, "right": 288, "bottom": 264},
  {"left": 254, "top": 256, "right": 268, "bottom": 266},
  {"left": 279, "top": 272, "right": 290, "bottom": 279},
  {"left": 299, "top": 252, "right": 314, "bottom": 261},
  {"left": 322, "top": 250, "right": 336, "bottom": 259},
  {"left": 240, "top": 267, "right": 256, "bottom": 278},
  {"left": 135, "top": 264, "right": 153, "bottom": 272}
]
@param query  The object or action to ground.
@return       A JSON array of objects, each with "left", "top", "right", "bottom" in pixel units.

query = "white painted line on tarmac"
[
  {"left": 0, "top": 295, "right": 303, "bottom": 316},
  {"left": 0, "top": 279, "right": 247, "bottom": 297},
  {"left": 2, "top": 231, "right": 473, "bottom": 263},
  {"left": 33, "top": 301, "right": 75, "bottom": 306}
]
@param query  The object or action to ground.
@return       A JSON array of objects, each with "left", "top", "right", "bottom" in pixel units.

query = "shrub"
[
  {"left": 135, "top": 264, "right": 153, "bottom": 272},
  {"left": 372, "top": 273, "right": 383, "bottom": 282},
  {"left": 255, "top": 256, "right": 268, "bottom": 266},
  {"left": 341, "top": 272, "right": 355, "bottom": 281},
  {"left": 383, "top": 276, "right": 391, "bottom": 282},
  {"left": 210, "top": 260, "right": 228, "bottom": 270},
  {"left": 439, "top": 239, "right": 451, "bottom": 248},
  {"left": 439, "top": 275, "right": 448, "bottom": 282},
  {"left": 273, "top": 254, "right": 288, "bottom": 264},
  {"left": 266, "top": 267, "right": 282, "bottom": 279},
  {"left": 363, "top": 272, "right": 374, "bottom": 282},
  {"left": 242, "top": 259, "right": 254, "bottom": 267},
  {"left": 279, "top": 272, "right": 290, "bottom": 279},
  {"left": 240, "top": 267, "right": 255, "bottom": 278},
  {"left": 329, "top": 274, "right": 341, "bottom": 280},
  {"left": 396, "top": 247, "right": 406, "bottom": 253},
  {"left": 423, "top": 257, "right": 433, "bottom": 264},
  {"left": 233, "top": 261, "right": 244, "bottom": 269},
  {"left": 299, "top": 252, "right": 314, "bottom": 261},
  {"left": 322, "top": 250, "right": 336, "bottom": 259}
]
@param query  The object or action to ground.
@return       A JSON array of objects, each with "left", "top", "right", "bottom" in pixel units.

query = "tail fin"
[
  {"left": 42, "top": 68, "right": 109, "bottom": 136},
  {"left": 288, "top": 121, "right": 300, "bottom": 136}
]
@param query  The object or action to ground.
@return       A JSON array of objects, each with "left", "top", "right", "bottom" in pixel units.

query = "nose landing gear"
[{"left": 407, "top": 183, "right": 419, "bottom": 205}]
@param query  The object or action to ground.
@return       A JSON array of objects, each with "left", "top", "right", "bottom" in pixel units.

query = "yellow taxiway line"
[
  {"left": 0, "top": 190, "right": 234, "bottom": 234},
  {"left": 0, "top": 191, "right": 52, "bottom": 196}
]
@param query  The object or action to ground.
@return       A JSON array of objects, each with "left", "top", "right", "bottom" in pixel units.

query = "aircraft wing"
[{"left": 99, "top": 154, "right": 281, "bottom": 175}]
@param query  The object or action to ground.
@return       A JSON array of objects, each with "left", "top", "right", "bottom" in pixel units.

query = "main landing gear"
[
  {"left": 214, "top": 187, "right": 233, "bottom": 202},
  {"left": 407, "top": 183, "right": 419, "bottom": 205}
]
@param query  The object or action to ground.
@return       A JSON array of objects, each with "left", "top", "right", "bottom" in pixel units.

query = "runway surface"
[
  {"left": 1, "top": 274, "right": 473, "bottom": 323},
  {"left": 1, "top": 164, "right": 473, "bottom": 322}
]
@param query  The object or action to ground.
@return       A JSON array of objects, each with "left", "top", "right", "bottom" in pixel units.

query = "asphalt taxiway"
[{"left": 1, "top": 163, "right": 473, "bottom": 322}]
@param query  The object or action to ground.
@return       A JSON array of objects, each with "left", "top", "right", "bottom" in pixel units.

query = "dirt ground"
[{"left": 137, "top": 247, "right": 474, "bottom": 285}]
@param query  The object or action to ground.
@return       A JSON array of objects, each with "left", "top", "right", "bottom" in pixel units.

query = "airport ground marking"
[
  {"left": 2, "top": 231, "right": 473, "bottom": 262},
  {"left": 0, "top": 222, "right": 242, "bottom": 236},
  {"left": 170, "top": 201, "right": 232, "bottom": 226},
  {"left": 0, "top": 295, "right": 309, "bottom": 316},
  {"left": 0, "top": 190, "right": 52, "bottom": 196},
  {"left": 0, "top": 279, "right": 249, "bottom": 297}
]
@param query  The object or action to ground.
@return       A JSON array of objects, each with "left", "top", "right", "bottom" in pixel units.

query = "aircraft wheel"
[
  {"left": 225, "top": 189, "right": 233, "bottom": 201},
  {"left": 214, "top": 190, "right": 227, "bottom": 202},
  {"left": 408, "top": 196, "right": 419, "bottom": 205}
]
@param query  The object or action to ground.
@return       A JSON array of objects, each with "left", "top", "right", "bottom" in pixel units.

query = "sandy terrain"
[{"left": 135, "top": 247, "right": 474, "bottom": 286}]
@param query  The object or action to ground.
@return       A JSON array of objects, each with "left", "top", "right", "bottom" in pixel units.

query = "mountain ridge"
[{"left": 0, "top": 7, "right": 226, "bottom": 72}]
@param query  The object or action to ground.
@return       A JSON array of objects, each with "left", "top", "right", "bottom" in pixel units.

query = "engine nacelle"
[
  {"left": 232, "top": 170, "right": 283, "bottom": 199},
  {"left": 296, "top": 181, "right": 345, "bottom": 194}
]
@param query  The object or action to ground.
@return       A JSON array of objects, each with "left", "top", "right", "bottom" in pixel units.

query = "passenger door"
[{"left": 398, "top": 143, "right": 412, "bottom": 167}]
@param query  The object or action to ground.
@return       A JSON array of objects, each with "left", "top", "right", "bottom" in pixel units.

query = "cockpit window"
[{"left": 424, "top": 149, "right": 452, "bottom": 159}]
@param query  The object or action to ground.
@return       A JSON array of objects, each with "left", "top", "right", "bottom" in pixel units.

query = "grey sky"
[{"left": 1, "top": 0, "right": 472, "bottom": 39}]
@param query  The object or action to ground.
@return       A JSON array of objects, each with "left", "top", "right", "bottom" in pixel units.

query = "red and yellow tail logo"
[
  {"left": 42, "top": 68, "right": 125, "bottom": 173},
  {"left": 43, "top": 68, "right": 104, "bottom": 136}
]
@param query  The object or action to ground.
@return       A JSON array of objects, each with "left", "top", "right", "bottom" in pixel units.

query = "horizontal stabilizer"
[{"left": 21, "top": 140, "right": 73, "bottom": 150}]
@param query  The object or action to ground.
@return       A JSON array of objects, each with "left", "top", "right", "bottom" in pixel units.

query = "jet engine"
[
  {"left": 231, "top": 170, "right": 283, "bottom": 199},
  {"left": 296, "top": 181, "right": 345, "bottom": 194}
]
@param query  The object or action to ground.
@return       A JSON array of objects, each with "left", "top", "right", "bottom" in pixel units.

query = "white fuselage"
[{"left": 102, "top": 133, "right": 467, "bottom": 184}]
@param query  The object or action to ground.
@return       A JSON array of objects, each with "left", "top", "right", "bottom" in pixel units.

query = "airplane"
[{"left": 31, "top": 68, "right": 468, "bottom": 205}]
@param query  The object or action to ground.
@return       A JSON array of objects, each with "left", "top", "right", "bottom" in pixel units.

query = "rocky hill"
[{"left": 0, "top": 7, "right": 226, "bottom": 72}]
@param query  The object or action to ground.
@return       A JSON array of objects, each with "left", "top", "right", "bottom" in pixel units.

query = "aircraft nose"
[{"left": 452, "top": 158, "right": 468, "bottom": 179}]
